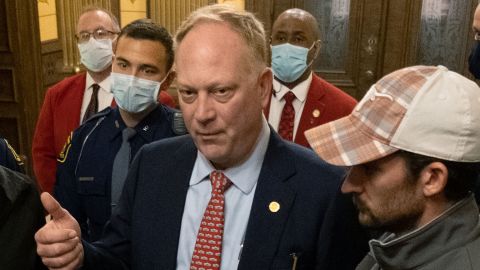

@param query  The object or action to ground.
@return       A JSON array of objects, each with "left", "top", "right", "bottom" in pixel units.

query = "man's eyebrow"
[
  {"left": 273, "top": 30, "right": 287, "bottom": 35},
  {"left": 291, "top": 30, "right": 307, "bottom": 36},
  {"left": 115, "top": 56, "right": 129, "bottom": 63},
  {"left": 138, "top": 63, "right": 159, "bottom": 71}
]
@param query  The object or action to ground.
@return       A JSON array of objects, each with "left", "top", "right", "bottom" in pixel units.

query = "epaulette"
[
  {"left": 173, "top": 111, "right": 188, "bottom": 135},
  {"left": 57, "top": 132, "right": 73, "bottom": 163},
  {"left": 57, "top": 109, "right": 110, "bottom": 163},
  {"left": 4, "top": 139, "right": 24, "bottom": 166}
]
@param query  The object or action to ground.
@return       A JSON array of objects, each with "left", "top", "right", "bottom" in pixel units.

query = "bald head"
[
  {"left": 272, "top": 8, "right": 320, "bottom": 42},
  {"left": 77, "top": 7, "right": 120, "bottom": 34}
]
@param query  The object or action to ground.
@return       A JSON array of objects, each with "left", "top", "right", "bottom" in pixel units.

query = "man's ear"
[
  {"left": 258, "top": 67, "right": 273, "bottom": 109},
  {"left": 112, "top": 35, "right": 119, "bottom": 54},
  {"left": 112, "top": 35, "right": 119, "bottom": 52},
  {"left": 310, "top": 40, "right": 321, "bottom": 61},
  {"left": 314, "top": 40, "right": 321, "bottom": 58},
  {"left": 420, "top": 162, "right": 448, "bottom": 197},
  {"left": 161, "top": 71, "right": 176, "bottom": 91}
]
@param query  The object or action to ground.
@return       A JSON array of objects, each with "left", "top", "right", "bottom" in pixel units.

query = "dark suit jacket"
[
  {"left": 83, "top": 132, "right": 368, "bottom": 269},
  {"left": 265, "top": 73, "right": 357, "bottom": 147},
  {"left": 0, "top": 166, "right": 46, "bottom": 270}
]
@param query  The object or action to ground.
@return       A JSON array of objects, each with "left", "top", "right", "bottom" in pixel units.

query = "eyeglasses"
[
  {"left": 475, "top": 32, "right": 480, "bottom": 41},
  {"left": 76, "top": 29, "right": 118, "bottom": 43}
]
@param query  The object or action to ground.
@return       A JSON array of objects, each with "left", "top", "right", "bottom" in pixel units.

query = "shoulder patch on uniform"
[
  {"left": 57, "top": 132, "right": 73, "bottom": 163},
  {"left": 173, "top": 111, "right": 188, "bottom": 135},
  {"left": 5, "top": 139, "right": 24, "bottom": 166}
]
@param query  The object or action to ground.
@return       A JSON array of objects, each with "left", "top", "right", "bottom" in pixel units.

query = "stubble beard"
[{"left": 353, "top": 185, "right": 425, "bottom": 235}]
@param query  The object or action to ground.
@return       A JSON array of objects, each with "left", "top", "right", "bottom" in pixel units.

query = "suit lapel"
[
  {"left": 264, "top": 75, "right": 326, "bottom": 147},
  {"left": 153, "top": 136, "right": 197, "bottom": 266},
  {"left": 295, "top": 74, "right": 325, "bottom": 147},
  {"left": 238, "top": 132, "right": 297, "bottom": 270},
  {"left": 68, "top": 73, "right": 87, "bottom": 128}
]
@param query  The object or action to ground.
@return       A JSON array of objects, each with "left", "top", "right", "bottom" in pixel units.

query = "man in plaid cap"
[{"left": 305, "top": 65, "right": 480, "bottom": 270}]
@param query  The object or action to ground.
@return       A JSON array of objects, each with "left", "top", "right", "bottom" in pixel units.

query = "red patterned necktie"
[
  {"left": 82, "top": 83, "right": 100, "bottom": 123},
  {"left": 190, "top": 171, "right": 232, "bottom": 270},
  {"left": 278, "top": 91, "right": 296, "bottom": 141}
]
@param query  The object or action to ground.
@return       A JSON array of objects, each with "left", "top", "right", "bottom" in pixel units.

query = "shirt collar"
[
  {"left": 110, "top": 105, "right": 164, "bottom": 142},
  {"left": 368, "top": 195, "right": 479, "bottom": 269},
  {"left": 272, "top": 72, "right": 312, "bottom": 103},
  {"left": 86, "top": 72, "right": 111, "bottom": 93},
  {"left": 190, "top": 116, "right": 270, "bottom": 194},
  {"left": 133, "top": 105, "right": 165, "bottom": 141}
]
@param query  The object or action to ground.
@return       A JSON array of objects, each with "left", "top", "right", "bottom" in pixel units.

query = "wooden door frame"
[{"left": 4, "top": 0, "right": 43, "bottom": 175}]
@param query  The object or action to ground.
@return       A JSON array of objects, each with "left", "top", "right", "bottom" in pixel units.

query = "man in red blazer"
[
  {"left": 265, "top": 8, "right": 356, "bottom": 147},
  {"left": 32, "top": 7, "right": 176, "bottom": 194}
]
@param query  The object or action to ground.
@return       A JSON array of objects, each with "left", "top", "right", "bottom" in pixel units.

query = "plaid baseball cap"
[{"left": 305, "top": 65, "right": 480, "bottom": 166}]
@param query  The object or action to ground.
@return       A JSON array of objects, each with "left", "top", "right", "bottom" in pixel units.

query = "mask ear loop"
[
  {"left": 156, "top": 69, "right": 177, "bottom": 101},
  {"left": 160, "top": 70, "right": 171, "bottom": 85},
  {"left": 306, "top": 40, "right": 321, "bottom": 69}
]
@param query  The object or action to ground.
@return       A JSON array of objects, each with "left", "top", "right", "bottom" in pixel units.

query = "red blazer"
[
  {"left": 158, "top": 91, "right": 176, "bottom": 108},
  {"left": 33, "top": 73, "right": 88, "bottom": 193},
  {"left": 265, "top": 74, "right": 357, "bottom": 147}
]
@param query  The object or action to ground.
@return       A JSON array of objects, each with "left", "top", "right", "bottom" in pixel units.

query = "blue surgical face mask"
[
  {"left": 271, "top": 42, "right": 316, "bottom": 83},
  {"left": 469, "top": 41, "right": 480, "bottom": 79},
  {"left": 111, "top": 72, "right": 167, "bottom": 113}
]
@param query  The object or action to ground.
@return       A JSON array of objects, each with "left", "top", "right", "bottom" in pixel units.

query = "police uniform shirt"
[{"left": 54, "top": 104, "right": 182, "bottom": 241}]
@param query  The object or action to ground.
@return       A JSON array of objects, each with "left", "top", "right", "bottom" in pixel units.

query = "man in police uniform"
[
  {"left": 0, "top": 137, "right": 24, "bottom": 173},
  {"left": 54, "top": 19, "right": 185, "bottom": 241}
]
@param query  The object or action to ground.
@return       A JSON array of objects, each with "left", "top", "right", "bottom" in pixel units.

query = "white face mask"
[
  {"left": 111, "top": 72, "right": 167, "bottom": 113},
  {"left": 77, "top": 37, "right": 113, "bottom": 72}
]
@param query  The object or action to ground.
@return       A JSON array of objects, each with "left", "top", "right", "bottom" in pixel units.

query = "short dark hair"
[
  {"left": 398, "top": 150, "right": 480, "bottom": 202},
  {"left": 118, "top": 19, "right": 174, "bottom": 70}
]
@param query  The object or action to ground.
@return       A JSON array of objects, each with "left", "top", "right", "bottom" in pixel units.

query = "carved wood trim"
[{"left": 149, "top": 0, "right": 215, "bottom": 36}]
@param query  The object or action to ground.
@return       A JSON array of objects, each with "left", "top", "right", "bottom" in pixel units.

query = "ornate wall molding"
[{"left": 149, "top": 0, "right": 216, "bottom": 36}]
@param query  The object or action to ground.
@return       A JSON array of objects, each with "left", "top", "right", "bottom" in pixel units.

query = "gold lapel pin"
[
  {"left": 269, "top": 201, "right": 280, "bottom": 213},
  {"left": 312, "top": 109, "right": 320, "bottom": 118}
]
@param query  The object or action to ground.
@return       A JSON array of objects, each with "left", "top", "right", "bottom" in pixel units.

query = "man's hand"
[{"left": 35, "top": 192, "right": 84, "bottom": 269}]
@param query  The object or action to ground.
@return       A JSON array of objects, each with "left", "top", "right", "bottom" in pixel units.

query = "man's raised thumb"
[{"left": 40, "top": 192, "right": 67, "bottom": 220}]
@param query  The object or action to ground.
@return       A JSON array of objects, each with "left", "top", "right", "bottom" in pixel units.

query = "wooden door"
[
  {"left": 247, "top": 0, "right": 385, "bottom": 99},
  {"left": 246, "top": 0, "right": 477, "bottom": 100},
  {"left": 0, "top": 0, "right": 43, "bottom": 175}
]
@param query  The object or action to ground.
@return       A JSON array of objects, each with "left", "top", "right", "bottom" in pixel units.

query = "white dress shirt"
[
  {"left": 79, "top": 73, "right": 114, "bottom": 123},
  {"left": 268, "top": 72, "right": 313, "bottom": 139},
  {"left": 176, "top": 117, "right": 271, "bottom": 270}
]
